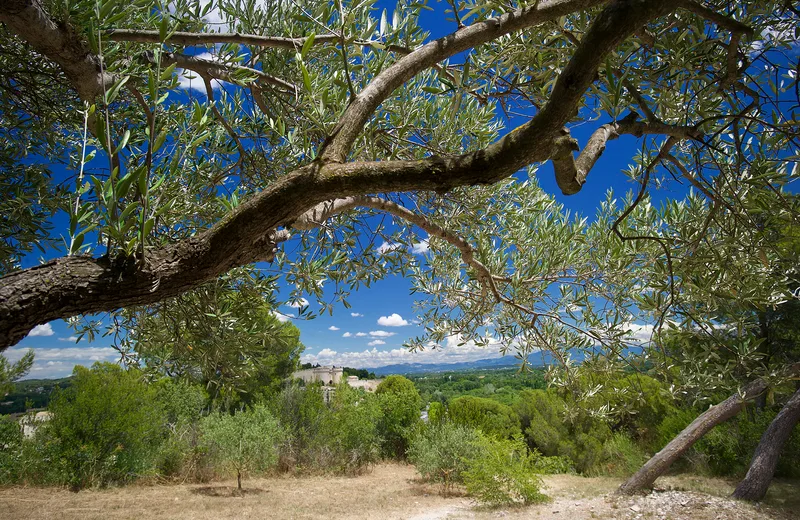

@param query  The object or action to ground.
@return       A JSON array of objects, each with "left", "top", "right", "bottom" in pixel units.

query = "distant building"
[
  {"left": 291, "top": 366, "right": 382, "bottom": 393},
  {"left": 346, "top": 375, "right": 381, "bottom": 392},
  {"left": 293, "top": 366, "right": 344, "bottom": 386}
]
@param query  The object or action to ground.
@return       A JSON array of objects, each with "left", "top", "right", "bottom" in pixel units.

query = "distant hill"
[
  {"left": 366, "top": 352, "right": 559, "bottom": 376},
  {"left": 1, "top": 377, "right": 72, "bottom": 415}
]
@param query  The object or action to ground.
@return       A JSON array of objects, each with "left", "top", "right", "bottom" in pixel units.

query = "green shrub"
[
  {"left": 515, "top": 389, "right": 612, "bottom": 474},
  {"left": 593, "top": 433, "right": 647, "bottom": 477},
  {"left": 200, "top": 404, "right": 282, "bottom": 489},
  {"left": 407, "top": 421, "right": 481, "bottom": 493},
  {"left": 154, "top": 379, "right": 208, "bottom": 479},
  {"left": 515, "top": 389, "right": 569, "bottom": 456},
  {"left": 270, "top": 383, "right": 328, "bottom": 471},
  {"left": 463, "top": 435, "right": 547, "bottom": 507},
  {"left": 317, "top": 384, "right": 383, "bottom": 474},
  {"left": 376, "top": 375, "right": 422, "bottom": 458},
  {"left": 448, "top": 395, "right": 521, "bottom": 439},
  {"left": 531, "top": 453, "right": 574, "bottom": 475},
  {"left": 427, "top": 401, "right": 446, "bottom": 424},
  {"left": 45, "top": 363, "right": 165, "bottom": 489},
  {"left": 0, "top": 415, "right": 22, "bottom": 484}
]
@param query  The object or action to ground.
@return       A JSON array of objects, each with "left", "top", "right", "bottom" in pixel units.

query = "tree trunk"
[
  {"left": 617, "top": 378, "right": 768, "bottom": 495},
  {"left": 237, "top": 469, "right": 242, "bottom": 491},
  {"left": 732, "top": 387, "right": 800, "bottom": 502}
]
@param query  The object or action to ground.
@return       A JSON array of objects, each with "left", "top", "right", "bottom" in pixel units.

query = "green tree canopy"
[{"left": 123, "top": 270, "right": 304, "bottom": 408}]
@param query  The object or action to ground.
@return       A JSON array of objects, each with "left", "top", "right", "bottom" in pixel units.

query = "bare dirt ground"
[{"left": 0, "top": 463, "right": 797, "bottom": 520}]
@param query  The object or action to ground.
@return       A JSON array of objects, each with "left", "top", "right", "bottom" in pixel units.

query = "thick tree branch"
[
  {"left": 0, "top": 0, "right": 113, "bottom": 102},
  {"left": 159, "top": 52, "right": 298, "bottom": 93},
  {"left": 617, "top": 377, "right": 769, "bottom": 495},
  {"left": 106, "top": 29, "right": 340, "bottom": 50},
  {"left": 676, "top": 0, "right": 754, "bottom": 35},
  {"left": 551, "top": 115, "right": 702, "bottom": 194},
  {"left": 318, "top": 0, "right": 612, "bottom": 163}
]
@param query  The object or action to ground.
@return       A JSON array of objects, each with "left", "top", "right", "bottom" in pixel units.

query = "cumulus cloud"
[
  {"left": 4, "top": 346, "right": 121, "bottom": 379},
  {"left": 376, "top": 241, "right": 403, "bottom": 254},
  {"left": 328, "top": 326, "right": 340, "bottom": 331},
  {"left": 369, "top": 330, "right": 396, "bottom": 338},
  {"left": 58, "top": 336, "right": 81, "bottom": 343},
  {"left": 411, "top": 239, "right": 429, "bottom": 255},
  {"left": 377, "top": 313, "right": 409, "bottom": 327},
  {"left": 287, "top": 298, "right": 309, "bottom": 308},
  {"left": 27, "top": 324, "right": 54, "bottom": 337},
  {"left": 355, "top": 332, "right": 368, "bottom": 337},
  {"left": 623, "top": 322, "right": 655, "bottom": 344},
  {"left": 175, "top": 54, "right": 226, "bottom": 92},
  {"left": 367, "top": 340, "right": 386, "bottom": 346},
  {"left": 342, "top": 332, "right": 352, "bottom": 338},
  {"left": 272, "top": 311, "right": 291, "bottom": 323},
  {"left": 301, "top": 335, "right": 506, "bottom": 368},
  {"left": 351, "top": 313, "right": 363, "bottom": 317}
]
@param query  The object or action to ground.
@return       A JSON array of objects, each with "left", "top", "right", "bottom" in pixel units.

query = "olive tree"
[
  {"left": 0, "top": 0, "right": 798, "bottom": 495},
  {"left": 1, "top": 0, "right": 796, "bottom": 350}
]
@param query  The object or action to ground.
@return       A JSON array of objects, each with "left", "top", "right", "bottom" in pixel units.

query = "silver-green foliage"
[
  {"left": 200, "top": 404, "right": 282, "bottom": 488},
  {"left": 407, "top": 421, "right": 481, "bottom": 493},
  {"left": 463, "top": 435, "right": 547, "bottom": 507}
]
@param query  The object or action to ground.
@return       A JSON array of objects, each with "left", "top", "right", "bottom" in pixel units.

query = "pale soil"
[{"left": 0, "top": 464, "right": 797, "bottom": 520}]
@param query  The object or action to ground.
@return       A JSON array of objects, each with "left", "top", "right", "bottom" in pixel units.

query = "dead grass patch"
[{"left": 0, "top": 464, "right": 797, "bottom": 520}]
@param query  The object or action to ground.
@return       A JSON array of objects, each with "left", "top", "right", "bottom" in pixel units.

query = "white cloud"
[
  {"left": 287, "top": 298, "right": 310, "bottom": 308},
  {"left": 342, "top": 332, "right": 352, "bottom": 338},
  {"left": 272, "top": 311, "right": 291, "bottom": 323},
  {"left": 58, "top": 336, "right": 80, "bottom": 343},
  {"left": 351, "top": 313, "right": 363, "bottom": 317},
  {"left": 411, "top": 239, "right": 429, "bottom": 255},
  {"left": 27, "top": 324, "right": 54, "bottom": 337},
  {"left": 355, "top": 332, "right": 368, "bottom": 337},
  {"left": 368, "top": 340, "right": 386, "bottom": 346},
  {"left": 175, "top": 57, "right": 225, "bottom": 93},
  {"left": 377, "top": 313, "right": 409, "bottom": 327},
  {"left": 376, "top": 241, "right": 403, "bottom": 254},
  {"left": 5, "top": 346, "right": 121, "bottom": 379},
  {"left": 623, "top": 322, "right": 655, "bottom": 344},
  {"left": 369, "top": 330, "right": 396, "bottom": 338},
  {"left": 328, "top": 326, "right": 340, "bottom": 331},
  {"left": 301, "top": 334, "right": 506, "bottom": 368}
]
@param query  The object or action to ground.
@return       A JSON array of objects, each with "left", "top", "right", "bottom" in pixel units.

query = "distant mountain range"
[{"left": 366, "top": 352, "right": 561, "bottom": 376}]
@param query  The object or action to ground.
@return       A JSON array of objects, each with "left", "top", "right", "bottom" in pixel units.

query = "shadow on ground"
[{"left": 191, "top": 486, "right": 268, "bottom": 497}]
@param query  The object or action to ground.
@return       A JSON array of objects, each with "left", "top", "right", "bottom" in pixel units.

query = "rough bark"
[
  {"left": 732, "top": 387, "right": 800, "bottom": 502},
  {"left": 0, "top": 0, "right": 112, "bottom": 102},
  {"left": 617, "top": 378, "right": 769, "bottom": 495}
]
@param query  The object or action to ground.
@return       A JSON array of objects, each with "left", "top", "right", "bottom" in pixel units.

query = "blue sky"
[{"left": 6, "top": 0, "right": 675, "bottom": 379}]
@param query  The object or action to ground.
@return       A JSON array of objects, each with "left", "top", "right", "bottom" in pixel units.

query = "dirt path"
[{"left": 0, "top": 464, "right": 797, "bottom": 520}]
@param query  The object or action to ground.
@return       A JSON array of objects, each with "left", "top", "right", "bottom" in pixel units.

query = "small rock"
[{"left": 630, "top": 505, "right": 641, "bottom": 512}]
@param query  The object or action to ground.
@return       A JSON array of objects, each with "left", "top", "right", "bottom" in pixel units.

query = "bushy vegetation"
[
  {"left": 201, "top": 404, "right": 282, "bottom": 490},
  {"left": 42, "top": 363, "right": 165, "bottom": 489},
  {"left": 3, "top": 359, "right": 799, "bottom": 505},
  {"left": 463, "top": 436, "right": 547, "bottom": 507},
  {"left": 411, "top": 368, "right": 546, "bottom": 406},
  {"left": 317, "top": 384, "right": 382, "bottom": 474},
  {"left": 407, "top": 421, "right": 481, "bottom": 493},
  {"left": 448, "top": 395, "right": 521, "bottom": 440},
  {"left": 375, "top": 375, "right": 422, "bottom": 458}
]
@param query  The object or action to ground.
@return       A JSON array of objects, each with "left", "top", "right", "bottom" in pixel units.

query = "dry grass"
[
  {"left": 0, "top": 464, "right": 464, "bottom": 520},
  {"left": 0, "top": 464, "right": 797, "bottom": 520}
]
